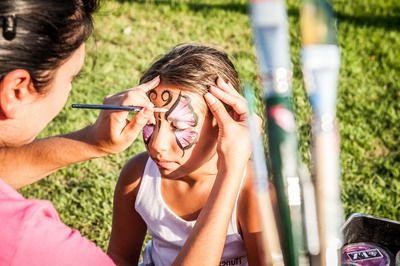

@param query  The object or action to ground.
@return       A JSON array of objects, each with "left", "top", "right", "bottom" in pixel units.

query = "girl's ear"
[{"left": 0, "top": 69, "right": 38, "bottom": 119}]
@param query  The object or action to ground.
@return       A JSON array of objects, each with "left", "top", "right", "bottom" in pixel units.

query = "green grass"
[{"left": 21, "top": 0, "right": 400, "bottom": 251}]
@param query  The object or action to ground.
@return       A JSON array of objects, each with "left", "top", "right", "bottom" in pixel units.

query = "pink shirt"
[{"left": 0, "top": 179, "right": 115, "bottom": 266}]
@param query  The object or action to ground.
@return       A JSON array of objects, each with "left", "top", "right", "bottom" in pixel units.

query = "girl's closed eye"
[
  {"left": 166, "top": 93, "right": 198, "bottom": 129},
  {"left": 171, "top": 120, "right": 193, "bottom": 130},
  {"left": 169, "top": 119, "right": 198, "bottom": 149},
  {"left": 164, "top": 93, "right": 199, "bottom": 152}
]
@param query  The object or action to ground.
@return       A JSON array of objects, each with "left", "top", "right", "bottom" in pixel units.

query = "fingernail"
[
  {"left": 217, "top": 76, "right": 227, "bottom": 86},
  {"left": 151, "top": 75, "right": 160, "bottom": 83},
  {"left": 204, "top": 93, "right": 217, "bottom": 105}
]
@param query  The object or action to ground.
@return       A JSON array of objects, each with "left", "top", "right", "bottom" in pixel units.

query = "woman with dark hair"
[{"left": 0, "top": 0, "right": 252, "bottom": 265}]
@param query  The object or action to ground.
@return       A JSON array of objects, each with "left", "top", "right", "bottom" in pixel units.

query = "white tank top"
[{"left": 135, "top": 158, "right": 248, "bottom": 266}]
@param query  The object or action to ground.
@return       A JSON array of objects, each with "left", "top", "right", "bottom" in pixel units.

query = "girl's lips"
[{"left": 154, "top": 160, "right": 176, "bottom": 169}]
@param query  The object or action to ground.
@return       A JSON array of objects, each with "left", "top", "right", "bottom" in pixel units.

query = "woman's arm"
[
  {"left": 0, "top": 77, "right": 159, "bottom": 189},
  {"left": 107, "top": 152, "right": 149, "bottom": 265},
  {"left": 0, "top": 127, "right": 107, "bottom": 189}
]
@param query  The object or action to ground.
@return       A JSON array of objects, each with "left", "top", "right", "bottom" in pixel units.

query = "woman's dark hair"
[
  {"left": 0, "top": 0, "right": 100, "bottom": 92},
  {"left": 140, "top": 44, "right": 241, "bottom": 94}
]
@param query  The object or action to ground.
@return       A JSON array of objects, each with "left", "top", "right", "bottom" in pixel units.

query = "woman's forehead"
[{"left": 148, "top": 85, "right": 207, "bottom": 113}]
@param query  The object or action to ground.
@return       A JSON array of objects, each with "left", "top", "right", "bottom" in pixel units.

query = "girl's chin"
[{"left": 159, "top": 168, "right": 183, "bottom": 179}]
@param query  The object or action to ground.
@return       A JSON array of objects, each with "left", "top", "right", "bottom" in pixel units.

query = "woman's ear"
[{"left": 0, "top": 70, "right": 37, "bottom": 119}]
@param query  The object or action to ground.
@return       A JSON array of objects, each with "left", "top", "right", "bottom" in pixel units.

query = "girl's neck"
[{"left": 180, "top": 152, "right": 219, "bottom": 185}]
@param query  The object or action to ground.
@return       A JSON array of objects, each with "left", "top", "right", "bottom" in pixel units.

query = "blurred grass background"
[{"left": 21, "top": 0, "right": 400, "bottom": 251}]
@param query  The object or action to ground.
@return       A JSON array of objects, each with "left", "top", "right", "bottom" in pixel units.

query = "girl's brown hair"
[{"left": 140, "top": 44, "right": 240, "bottom": 94}]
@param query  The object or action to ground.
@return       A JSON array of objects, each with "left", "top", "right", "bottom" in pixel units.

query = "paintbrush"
[{"left": 71, "top": 103, "right": 168, "bottom": 112}]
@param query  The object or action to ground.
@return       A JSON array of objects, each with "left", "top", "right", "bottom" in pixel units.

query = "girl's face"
[{"left": 143, "top": 84, "right": 218, "bottom": 179}]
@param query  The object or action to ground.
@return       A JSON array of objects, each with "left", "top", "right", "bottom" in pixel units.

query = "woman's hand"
[
  {"left": 204, "top": 77, "right": 253, "bottom": 169},
  {"left": 87, "top": 76, "right": 159, "bottom": 155}
]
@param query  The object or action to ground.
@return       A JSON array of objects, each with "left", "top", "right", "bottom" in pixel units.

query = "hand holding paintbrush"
[
  {"left": 71, "top": 103, "right": 168, "bottom": 113},
  {"left": 79, "top": 76, "right": 162, "bottom": 155}
]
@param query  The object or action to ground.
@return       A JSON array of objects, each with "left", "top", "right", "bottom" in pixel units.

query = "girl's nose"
[{"left": 150, "top": 122, "right": 172, "bottom": 153}]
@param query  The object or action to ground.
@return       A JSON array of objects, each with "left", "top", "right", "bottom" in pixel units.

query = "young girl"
[{"left": 108, "top": 44, "right": 262, "bottom": 265}]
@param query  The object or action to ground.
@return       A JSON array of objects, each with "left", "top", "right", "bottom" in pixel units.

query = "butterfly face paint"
[
  {"left": 143, "top": 89, "right": 199, "bottom": 157},
  {"left": 165, "top": 92, "right": 199, "bottom": 153},
  {"left": 143, "top": 123, "right": 155, "bottom": 144}
]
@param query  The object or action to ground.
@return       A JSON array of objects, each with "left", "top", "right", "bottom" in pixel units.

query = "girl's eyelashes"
[{"left": 170, "top": 120, "right": 192, "bottom": 130}]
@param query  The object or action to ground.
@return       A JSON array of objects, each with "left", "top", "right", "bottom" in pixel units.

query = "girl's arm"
[
  {"left": 174, "top": 157, "right": 248, "bottom": 265},
  {"left": 107, "top": 152, "right": 149, "bottom": 265}
]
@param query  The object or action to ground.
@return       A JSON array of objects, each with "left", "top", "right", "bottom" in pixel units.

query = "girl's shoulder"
[
  {"left": 237, "top": 160, "right": 277, "bottom": 229},
  {"left": 239, "top": 161, "right": 257, "bottom": 200},
  {"left": 116, "top": 152, "right": 150, "bottom": 196},
  {"left": 237, "top": 161, "right": 263, "bottom": 227}
]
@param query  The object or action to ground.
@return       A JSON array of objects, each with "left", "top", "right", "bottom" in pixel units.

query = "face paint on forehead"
[
  {"left": 148, "top": 89, "right": 173, "bottom": 107},
  {"left": 166, "top": 92, "right": 199, "bottom": 156}
]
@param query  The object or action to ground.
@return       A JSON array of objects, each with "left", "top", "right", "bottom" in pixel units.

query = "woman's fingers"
[
  {"left": 209, "top": 85, "right": 238, "bottom": 105},
  {"left": 209, "top": 86, "right": 248, "bottom": 121},
  {"left": 124, "top": 108, "right": 154, "bottom": 136},
  {"left": 216, "top": 76, "right": 241, "bottom": 97},
  {"left": 104, "top": 92, "right": 152, "bottom": 107},
  {"left": 136, "top": 75, "right": 161, "bottom": 92},
  {"left": 102, "top": 93, "right": 153, "bottom": 132},
  {"left": 204, "top": 92, "right": 233, "bottom": 127},
  {"left": 106, "top": 75, "right": 160, "bottom": 98},
  {"left": 88, "top": 78, "right": 160, "bottom": 154}
]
